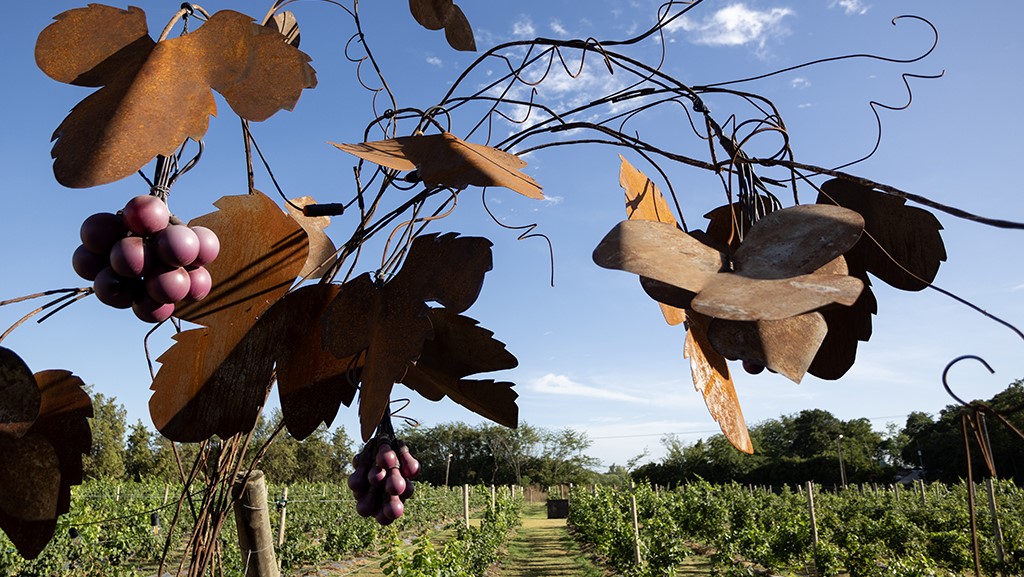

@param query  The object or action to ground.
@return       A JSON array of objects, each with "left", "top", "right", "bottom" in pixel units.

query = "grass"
[{"left": 492, "top": 502, "right": 608, "bottom": 577}]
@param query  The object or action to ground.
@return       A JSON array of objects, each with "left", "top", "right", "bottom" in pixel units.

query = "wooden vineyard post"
[
  {"left": 630, "top": 492, "right": 642, "bottom": 566},
  {"left": 490, "top": 484, "right": 496, "bottom": 509},
  {"left": 163, "top": 483, "right": 170, "bottom": 506},
  {"left": 805, "top": 482, "right": 819, "bottom": 551},
  {"left": 463, "top": 484, "right": 470, "bottom": 528},
  {"left": 231, "top": 470, "right": 280, "bottom": 577},
  {"left": 986, "top": 478, "right": 1007, "bottom": 576},
  {"left": 918, "top": 480, "right": 927, "bottom": 506},
  {"left": 277, "top": 486, "right": 288, "bottom": 547}
]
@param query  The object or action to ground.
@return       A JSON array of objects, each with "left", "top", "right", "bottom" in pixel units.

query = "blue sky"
[{"left": 2, "top": 0, "right": 1022, "bottom": 470}]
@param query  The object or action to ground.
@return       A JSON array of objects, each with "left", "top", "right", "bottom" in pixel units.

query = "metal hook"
[{"left": 942, "top": 354, "right": 995, "bottom": 408}]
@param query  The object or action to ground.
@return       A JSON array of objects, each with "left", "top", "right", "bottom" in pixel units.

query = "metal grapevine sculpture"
[{"left": 2, "top": 0, "right": 1023, "bottom": 571}]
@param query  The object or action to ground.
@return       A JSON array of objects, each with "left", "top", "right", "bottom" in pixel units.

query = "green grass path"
[{"left": 492, "top": 502, "right": 607, "bottom": 577}]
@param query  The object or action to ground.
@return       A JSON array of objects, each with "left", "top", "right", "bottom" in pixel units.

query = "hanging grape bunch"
[
  {"left": 72, "top": 195, "right": 220, "bottom": 323},
  {"left": 348, "top": 438, "right": 420, "bottom": 525}
]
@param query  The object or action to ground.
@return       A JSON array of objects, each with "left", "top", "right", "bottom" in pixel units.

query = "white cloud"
[
  {"left": 666, "top": 4, "right": 793, "bottom": 50},
  {"left": 791, "top": 77, "right": 811, "bottom": 89},
  {"left": 550, "top": 20, "right": 568, "bottom": 36},
  {"left": 797, "top": 103, "right": 812, "bottom": 108},
  {"left": 832, "top": 0, "right": 869, "bottom": 15},
  {"left": 425, "top": 56, "right": 442, "bottom": 67},
  {"left": 529, "top": 373, "right": 647, "bottom": 403},
  {"left": 512, "top": 17, "right": 535, "bottom": 37}
]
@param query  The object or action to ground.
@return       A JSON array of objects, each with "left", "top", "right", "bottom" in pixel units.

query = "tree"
[
  {"left": 124, "top": 420, "right": 155, "bottom": 481},
  {"left": 82, "top": 391, "right": 126, "bottom": 480}
]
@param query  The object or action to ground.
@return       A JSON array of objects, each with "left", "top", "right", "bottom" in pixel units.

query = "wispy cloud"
[
  {"left": 791, "top": 77, "right": 811, "bottom": 89},
  {"left": 529, "top": 373, "right": 647, "bottom": 403},
  {"left": 425, "top": 56, "right": 442, "bottom": 67},
  {"left": 665, "top": 3, "right": 793, "bottom": 52},
  {"left": 550, "top": 20, "right": 568, "bottom": 36},
  {"left": 832, "top": 0, "right": 869, "bottom": 16},
  {"left": 512, "top": 17, "right": 536, "bottom": 38}
]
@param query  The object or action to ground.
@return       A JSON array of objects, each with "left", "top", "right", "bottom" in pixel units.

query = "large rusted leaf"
[
  {"left": 595, "top": 206, "right": 866, "bottom": 322},
  {"left": 734, "top": 204, "right": 864, "bottom": 279},
  {"left": 593, "top": 220, "right": 724, "bottom": 294},
  {"left": 807, "top": 258, "right": 877, "bottom": 380},
  {"left": 708, "top": 314, "right": 828, "bottom": 383},
  {"left": 0, "top": 370, "right": 91, "bottom": 559},
  {"left": 333, "top": 133, "right": 542, "bottom": 199},
  {"left": 285, "top": 196, "right": 337, "bottom": 280},
  {"left": 259, "top": 285, "right": 359, "bottom": 440},
  {"left": 620, "top": 156, "right": 686, "bottom": 326},
  {"left": 37, "top": 6, "right": 316, "bottom": 188},
  {"left": 402, "top": 309, "right": 518, "bottom": 428},
  {"left": 692, "top": 272, "right": 863, "bottom": 321},
  {"left": 0, "top": 347, "right": 40, "bottom": 439},
  {"left": 444, "top": 5, "right": 476, "bottom": 51},
  {"left": 324, "top": 233, "right": 494, "bottom": 440},
  {"left": 684, "top": 313, "right": 751, "bottom": 453},
  {"left": 151, "top": 191, "right": 309, "bottom": 441},
  {"left": 818, "top": 179, "right": 946, "bottom": 291}
]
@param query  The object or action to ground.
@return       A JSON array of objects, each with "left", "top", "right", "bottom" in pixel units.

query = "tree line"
[
  {"left": 633, "top": 380, "right": 1024, "bottom": 488},
  {"left": 84, "top": 379, "right": 1024, "bottom": 489}
]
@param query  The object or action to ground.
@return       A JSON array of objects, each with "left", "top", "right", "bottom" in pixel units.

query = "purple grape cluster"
[
  {"left": 348, "top": 438, "right": 420, "bottom": 525},
  {"left": 72, "top": 195, "right": 220, "bottom": 323}
]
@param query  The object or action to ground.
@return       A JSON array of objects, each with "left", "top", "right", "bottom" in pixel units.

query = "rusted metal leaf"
[
  {"left": 620, "top": 156, "right": 686, "bottom": 326},
  {"left": 703, "top": 199, "right": 777, "bottom": 251},
  {"left": 444, "top": 5, "right": 476, "bottom": 51},
  {"left": 267, "top": 11, "right": 301, "bottom": 47},
  {"left": 692, "top": 272, "right": 863, "bottom": 322},
  {"left": 0, "top": 347, "right": 41, "bottom": 439},
  {"left": 333, "top": 133, "right": 542, "bottom": 199},
  {"left": 402, "top": 309, "right": 519, "bottom": 428},
  {"left": 0, "top": 370, "right": 91, "bottom": 559},
  {"left": 593, "top": 220, "right": 724, "bottom": 294},
  {"left": 259, "top": 284, "right": 359, "bottom": 440},
  {"left": 684, "top": 313, "right": 751, "bottom": 453},
  {"left": 324, "top": 233, "right": 495, "bottom": 440},
  {"left": 285, "top": 196, "right": 338, "bottom": 280},
  {"left": 151, "top": 191, "right": 309, "bottom": 441},
  {"left": 807, "top": 258, "right": 877, "bottom": 380},
  {"left": 708, "top": 313, "right": 828, "bottom": 384},
  {"left": 37, "top": 6, "right": 316, "bottom": 188},
  {"left": 409, "top": 0, "right": 452, "bottom": 30},
  {"left": 734, "top": 204, "right": 864, "bottom": 280},
  {"left": 818, "top": 178, "right": 946, "bottom": 291}
]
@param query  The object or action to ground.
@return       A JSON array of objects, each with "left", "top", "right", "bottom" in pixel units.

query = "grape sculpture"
[
  {"left": 348, "top": 438, "right": 420, "bottom": 525},
  {"left": 72, "top": 194, "right": 220, "bottom": 323}
]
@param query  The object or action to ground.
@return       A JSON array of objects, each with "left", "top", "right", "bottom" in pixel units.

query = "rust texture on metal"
[
  {"left": 408, "top": 0, "right": 476, "bottom": 51},
  {"left": 684, "top": 312, "right": 752, "bottom": 453},
  {"left": 36, "top": 5, "right": 316, "bottom": 188},
  {"left": 620, "top": 156, "right": 687, "bottom": 326},
  {"left": 709, "top": 314, "right": 828, "bottom": 384},
  {"left": 818, "top": 178, "right": 947, "bottom": 292},
  {"left": 402, "top": 309, "right": 519, "bottom": 429},
  {"left": 151, "top": 191, "right": 309, "bottom": 442},
  {"left": 284, "top": 196, "right": 338, "bottom": 280},
  {"left": 0, "top": 347, "right": 41, "bottom": 439},
  {"left": 0, "top": 369, "right": 92, "bottom": 559},
  {"left": 324, "top": 232, "right": 498, "bottom": 440},
  {"left": 333, "top": 132, "right": 543, "bottom": 199}
]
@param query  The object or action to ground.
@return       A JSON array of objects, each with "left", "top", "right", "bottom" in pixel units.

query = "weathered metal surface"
[
  {"left": 684, "top": 312, "right": 751, "bottom": 453},
  {"left": 285, "top": 196, "right": 338, "bottom": 280},
  {"left": 402, "top": 309, "right": 519, "bottom": 428},
  {"left": 0, "top": 369, "right": 91, "bottom": 559},
  {"left": 324, "top": 233, "right": 495, "bottom": 440},
  {"left": 260, "top": 284, "right": 359, "bottom": 441},
  {"left": 620, "top": 156, "right": 687, "bottom": 326},
  {"left": 692, "top": 272, "right": 863, "bottom": 321},
  {"left": 151, "top": 191, "right": 309, "bottom": 442},
  {"left": 819, "top": 178, "right": 946, "bottom": 291},
  {"left": 708, "top": 313, "right": 828, "bottom": 384},
  {"left": 267, "top": 10, "right": 301, "bottom": 47},
  {"left": 409, "top": 0, "right": 476, "bottom": 51},
  {"left": 333, "top": 133, "right": 543, "bottom": 199},
  {"left": 0, "top": 347, "right": 41, "bottom": 438},
  {"left": 807, "top": 258, "right": 878, "bottom": 380},
  {"left": 733, "top": 204, "right": 864, "bottom": 279},
  {"left": 36, "top": 6, "right": 316, "bottom": 188}
]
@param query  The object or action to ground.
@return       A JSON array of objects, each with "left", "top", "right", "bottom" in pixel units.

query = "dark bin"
[{"left": 546, "top": 498, "right": 569, "bottom": 519}]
